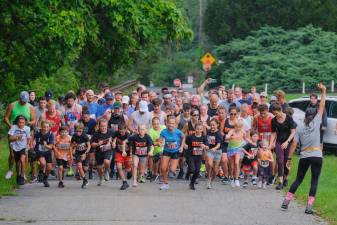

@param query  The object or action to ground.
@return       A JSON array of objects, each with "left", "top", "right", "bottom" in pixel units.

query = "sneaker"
[
  {"left": 281, "top": 199, "right": 290, "bottom": 209},
  {"left": 231, "top": 179, "right": 235, "bottom": 187},
  {"left": 5, "top": 170, "right": 13, "bottom": 180},
  {"left": 17, "top": 176, "right": 25, "bottom": 185},
  {"left": 305, "top": 204, "right": 314, "bottom": 214},
  {"left": 66, "top": 168, "right": 74, "bottom": 177},
  {"left": 97, "top": 178, "right": 104, "bottom": 186},
  {"left": 43, "top": 179, "right": 50, "bottom": 187},
  {"left": 222, "top": 177, "right": 230, "bottom": 185},
  {"left": 267, "top": 175, "right": 274, "bottom": 185},
  {"left": 160, "top": 183, "right": 169, "bottom": 190},
  {"left": 88, "top": 170, "right": 93, "bottom": 180},
  {"left": 104, "top": 171, "right": 110, "bottom": 181},
  {"left": 258, "top": 181, "right": 262, "bottom": 188},
  {"left": 75, "top": 172, "right": 81, "bottom": 181},
  {"left": 81, "top": 179, "right": 89, "bottom": 188},
  {"left": 283, "top": 179, "right": 288, "bottom": 187},
  {"left": 168, "top": 172, "right": 175, "bottom": 179},
  {"left": 235, "top": 179, "right": 240, "bottom": 187},
  {"left": 243, "top": 181, "right": 248, "bottom": 188},
  {"left": 132, "top": 180, "right": 138, "bottom": 187},
  {"left": 58, "top": 181, "right": 65, "bottom": 188},
  {"left": 120, "top": 181, "right": 129, "bottom": 190},
  {"left": 195, "top": 179, "right": 199, "bottom": 184},
  {"left": 263, "top": 182, "right": 267, "bottom": 189},
  {"left": 150, "top": 174, "right": 158, "bottom": 182},
  {"left": 30, "top": 176, "right": 38, "bottom": 183},
  {"left": 38, "top": 171, "right": 44, "bottom": 182},
  {"left": 252, "top": 178, "right": 257, "bottom": 186},
  {"left": 275, "top": 182, "right": 284, "bottom": 190},
  {"left": 146, "top": 171, "right": 153, "bottom": 180},
  {"left": 185, "top": 172, "right": 190, "bottom": 180},
  {"left": 239, "top": 172, "right": 244, "bottom": 179},
  {"left": 126, "top": 172, "right": 132, "bottom": 180},
  {"left": 139, "top": 175, "right": 145, "bottom": 183},
  {"left": 207, "top": 182, "right": 212, "bottom": 189},
  {"left": 189, "top": 183, "right": 195, "bottom": 190},
  {"left": 177, "top": 170, "right": 184, "bottom": 179}
]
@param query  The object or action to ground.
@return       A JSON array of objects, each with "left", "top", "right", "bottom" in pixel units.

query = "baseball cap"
[
  {"left": 260, "top": 92, "right": 267, "bottom": 97},
  {"left": 115, "top": 91, "right": 123, "bottom": 95},
  {"left": 122, "top": 96, "right": 130, "bottom": 104},
  {"left": 45, "top": 90, "right": 52, "bottom": 101},
  {"left": 139, "top": 100, "right": 148, "bottom": 112},
  {"left": 104, "top": 92, "right": 114, "bottom": 100},
  {"left": 163, "top": 93, "right": 172, "bottom": 99},
  {"left": 20, "top": 91, "right": 29, "bottom": 103},
  {"left": 113, "top": 102, "right": 121, "bottom": 109},
  {"left": 270, "top": 96, "right": 277, "bottom": 101}
]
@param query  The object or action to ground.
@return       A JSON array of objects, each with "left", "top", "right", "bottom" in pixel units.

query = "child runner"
[
  {"left": 205, "top": 119, "right": 222, "bottom": 189},
  {"left": 8, "top": 115, "right": 31, "bottom": 185},
  {"left": 241, "top": 130, "right": 259, "bottom": 188},
  {"left": 71, "top": 123, "right": 91, "bottom": 188},
  {"left": 257, "top": 140, "right": 274, "bottom": 189},
  {"left": 91, "top": 118, "right": 114, "bottom": 186},
  {"left": 226, "top": 120, "right": 246, "bottom": 187},
  {"left": 35, "top": 120, "right": 54, "bottom": 187},
  {"left": 123, "top": 124, "right": 153, "bottom": 187},
  {"left": 54, "top": 126, "right": 72, "bottom": 188},
  {"left": 148, "top": 117, "right": 166, "bottom": 182},
  {"left": 184, "top": 123, "right": 208, "bottom": 190},
  {"left": 113, "top": 123, "right": 132, "bottom": 190},
  {"left": 159, "top": 116, "right": 185, "bottom": 190}
]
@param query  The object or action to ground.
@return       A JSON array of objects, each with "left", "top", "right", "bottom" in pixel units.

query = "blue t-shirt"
[
  {"left": 80, "top": 101, "right": 100, "bottom": 119},
  {"left": 160, "top": 128, "right": 183, "bottom": 153},
  {"left": 97, "top": 103, "right": 114, "bottom": 118}
]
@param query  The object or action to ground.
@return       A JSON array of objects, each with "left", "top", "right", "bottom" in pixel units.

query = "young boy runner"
[
  {"left": 8, "top": 115, "right": 31, "bottom": 185},
  {"left": 71, "top": 123, "right": 91, "bottom": 188},
  {"left": 241, "top": 131, "right": 259, "bottom": 188},
  {"left": 54, "top": 126, "right": 72, "bottom": 188},
  {"left": 184, "top": 123, "right": 208, "bottom": 190},
  {"left": 35, "top": 121, "right": 55, "bottom": 187},
  {"left": 112, "top": 123, "right": 131, "bottom": 190}
]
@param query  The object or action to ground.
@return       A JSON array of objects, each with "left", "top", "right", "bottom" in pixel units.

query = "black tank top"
[{"left": 187, "top": 121, "right": 196, "bottom": 136}]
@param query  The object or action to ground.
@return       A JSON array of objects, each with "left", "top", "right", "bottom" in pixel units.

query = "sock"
[
  {"left": 285, "top": 192, "right": 293, "bottom": 201},
  {"left": 308, "top": 196, "right": 315, "bottom": 205}
]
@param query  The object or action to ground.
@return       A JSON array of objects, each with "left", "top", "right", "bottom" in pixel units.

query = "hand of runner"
[
  {"left": 281, "top": 141, "right": 289, "bottom": 150},
  {"left": 317, "top": 82, "right": 326, "bottom": 92},
  {"left": 122, "top": 151, "right": 127, "bottom": 157},
  {"left": 286, "top": 159, "right": 291, "bottom": 170}
]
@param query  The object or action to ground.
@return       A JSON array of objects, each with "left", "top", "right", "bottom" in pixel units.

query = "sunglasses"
[
  {"left": 192, "top": 114, "right": 199, "bottom": 117},
  {"left": 230, "top": 113, "right": 237, "bottom": 116}
]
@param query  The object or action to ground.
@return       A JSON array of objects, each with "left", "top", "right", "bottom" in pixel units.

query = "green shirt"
[
  {"left": 149, "top": 125, "right": 165, "bottom": 155},
  {"left": 10, "top": 101, "right": 31, "bottom": 124}
]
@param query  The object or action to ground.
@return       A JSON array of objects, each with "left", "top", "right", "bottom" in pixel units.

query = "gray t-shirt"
[
  {"left": 8, "top": 125, "right": 31, "bottom": 151},
  {"left": 130, "top": 111, "right": 152, "bottom": 129},
  {"left": 294, "top": 113, "right": 322, "bottom": 158}
]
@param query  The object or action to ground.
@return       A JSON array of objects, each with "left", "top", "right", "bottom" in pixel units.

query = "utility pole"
[{"left": 198, "top": 0, "right": 203, "bottom": 45}]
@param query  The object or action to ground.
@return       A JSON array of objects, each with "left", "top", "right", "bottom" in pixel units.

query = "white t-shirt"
[{"left": 8, "top": 125, "right": 30, "bottom": 151}]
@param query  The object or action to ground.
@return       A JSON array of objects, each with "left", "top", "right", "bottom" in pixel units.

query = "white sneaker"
[
  {"left": 132, "top": 180, "right": 138, "bottom": 187},
  {"left": 231, "top": 179, "right": 235, "bottom": 187},
  {"left": 97, "top": 177, "right": 104, "bottom": 186},
  {"left": 104, "top": 171, "right": 110, "bottom": 181},
  {"left": 5, "top": 170, "right": 13, "bottom": 179},
  {"left": 207, "top": 182, "right": 212, "bottom": 189},
  {"left": 258, "top": 181, "right": 262, "bottom": 188},
  {"left": 263, "top": 182, "right": 267, "bottom": 189},
  {"left": 235, "top": 179, "right": 240, "bottom": 187},
  {"left": 160, "top": 183, "right": 169, "bottom": 190}
]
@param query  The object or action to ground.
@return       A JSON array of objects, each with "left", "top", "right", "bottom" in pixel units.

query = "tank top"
[
  {"left": 187, "top": 121, "right": 196, "bottom": 136},
  {"left": 224, "top": 118, "right": 235, "bottom": 135},
  {"left": 10, "top": 101, "right": 31, "bottom": 124},
  {"left": 178, "top": 115, "right": 190, "bottom": 130},
  {"left": 257, "top": 115, "right": 272, "bottom": 141},
  {"left": 45, "top": 111, "right": 61, "bottom": 135}
]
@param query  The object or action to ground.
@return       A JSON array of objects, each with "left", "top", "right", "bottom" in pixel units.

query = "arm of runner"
[
  {"left": 180, "top": 133, "right": 185, "bottom": 153},
  {"left": 281, "top": 128, "right": 296, "bottom": 149},
  {"left": 317, "top": 82, "right": 326, "bottom": 116},
  {"left": 197, "top": 78, "right": 211, "bottom": 96},
  {"left": 85, "top": 141, "right": 91, "bottom": 154},
  {"left": 211, "top": 143, "right": 221, "bottom": 152},
  {"left": 286, "top": 140, "right": 298, "bottom": 168},
  {"left": 29, "top": 105, "right": 36, "bottom": 126},
  {"left": 269, "top": 132, "right": 276, "bottom": 149}
]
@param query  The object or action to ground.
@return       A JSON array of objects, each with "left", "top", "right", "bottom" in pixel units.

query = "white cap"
[
  {"left": 122, "top": 96, "right": 130, "bottom": 104},
  {"left": 139, "top": 100, "right": 148, "bottom": 112},
  {"left": 260, "top": 92, "right": 267, "bottom": 97},
  {"left": 271, "top": 96, "right": 277, "bottom": 101}
]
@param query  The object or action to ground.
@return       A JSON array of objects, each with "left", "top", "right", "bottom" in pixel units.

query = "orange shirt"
[{"left": 54, "top": 135, "right": 72, "bottom": 161}]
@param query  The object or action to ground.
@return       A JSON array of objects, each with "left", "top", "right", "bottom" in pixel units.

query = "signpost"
[{"left": 200, "top": 52, "right": 216, "bottom": 72}]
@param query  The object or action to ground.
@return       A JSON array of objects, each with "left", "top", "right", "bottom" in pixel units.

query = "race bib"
[
  {"left": 57, "top": 143, "right": 71, "bottom": 150},
  {"left": 207, "top": 136, "right": 216, "bottom": 145},
  {"left": 166, "top": 141, "right": 177, "bottom": 149},
  {"left": 101, "top": 143, "right": 111, "bottom": 152},
  {"left": 38, "top": 144, "right": 48, "bottom": 152},
  {"left": 135, "top": 147, "right": 147, "bottom": 156},
  {"left": 76, "top": 143, "right": 87, "bottom": 152},
  {"left": 192, "top": 147, "right": 203, "bottom": 156},
  {"left": 261, "top": 160, "right": 270, "bottom": 168}
]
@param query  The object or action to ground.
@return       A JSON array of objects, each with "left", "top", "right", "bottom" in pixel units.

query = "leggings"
[
  {"left": 187, "top": 156, "right": 202, "bottom": 184},
  {"left": 275, "top": 142, "right": 289, "bottom": 177},
  {"left": 289, "top": 157, "right": 322, "bottom": 197}
]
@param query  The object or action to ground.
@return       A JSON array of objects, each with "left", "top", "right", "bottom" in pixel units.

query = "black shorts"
[
  {"left": 162, "top": 151, "right": 179, "bottom": 159},
  {"left": 28, "top": 150, "right": 37, "bottom": 161},
  {"left": 95, "top": 150, "right": 113, "bottom": 166},
  {"left": 37, "top": 151, "right": 53, "bottom": 164},
  {"left": 222, "top": 142, "right": 228, "bottom": 153},
  {"left": 74, "top": 151, "right": 88, "bottom": 166},
  {"left": 56, "top": 159, "right": 68, "bottom": 168},
  {"left": 89, "top": 147, "right": 95, "bottom": 153},
  {"left": 153, "top": 154, "right": 161, "bottom": 163},
  {"left": 13, "top": 149, "right": 26, "bottom": 162}
]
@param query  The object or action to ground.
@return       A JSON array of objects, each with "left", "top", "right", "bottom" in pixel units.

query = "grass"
[
  {"left": 0, "top": 138, "right": 17, "bottom": 196},
  {"left": 286, "top": 93, "right": 307, "bottom": 101},
  {"left": 287, "top": 155, "right": 337, "bottom": 225}
]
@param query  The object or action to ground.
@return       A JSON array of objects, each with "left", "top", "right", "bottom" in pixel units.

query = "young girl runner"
[
  {"left": 35, "top": 120, "right": 54, "bottom": 187},
  {"left": 123, "top": 124, "right": 153, "bottom": 187},
  {"left": 257, "top": 140, "right": 274, "bottom": 189},
  {"left": 241, "top": 130, "right": 259, "bottom": 188},
  {"left": 113, "top": 123, "right": 131, "bottom": 190},
  {"left": 226, "top": 120, "right": 246, "bottom": 187},
  {"left": 184, "top": 123, "right": 208, "bottom": 190},
  {"left": 71, "top": 123, "right": 90, "bottom": 188},
  {"left": 8, "top": 115, "right": 31, "bottom": 185},
  {"left": 205, "top": 119, "right": 222, "bottom": 189},
  {"left": 54, "top": 126, "right": 72, "bottom": 188},
  {"left": 159, "top": 116, "right": 185, "bottom": 190}
]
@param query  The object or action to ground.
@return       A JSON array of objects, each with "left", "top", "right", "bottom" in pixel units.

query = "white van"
[{"left": 289, "top": 96, "right": 337, "bottom": 153}]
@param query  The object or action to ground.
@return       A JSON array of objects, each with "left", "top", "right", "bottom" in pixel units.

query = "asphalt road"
[{"left": 0, "top": 177, "right": 327, "bottom": 225}]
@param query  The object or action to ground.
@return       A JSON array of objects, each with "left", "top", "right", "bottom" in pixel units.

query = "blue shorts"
[
  {"left": 206, "top": 150, "right": 222, "bottom": 163},
  {"left": 162, "top": 151, "right": 179, "bottom": 159},
  {"left": 227, "top": 147, "right": 242, "bottom": 158}
]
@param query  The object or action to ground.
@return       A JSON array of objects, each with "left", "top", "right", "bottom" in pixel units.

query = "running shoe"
[
  {"left": 243, "top": 181, "right": 248, "bottom": 188},
  {"left": 177, "top": 170, "right": 184, "bottom": 179},
  {"left": 222, "top": 177, "right": 230, "bottom": 185},
  {"left": 132, "top": 180, "right": 138, "bottom": 187},
  {"left": 139, "top": 175, "right": 145, "bottom": 183},
  {"left": 200, "top": 164, "right": 206, "bottom": 172},
  {"left": 146, "top": 171, "right": 153, "bottom": 180},
  {"left": 262, "top": 182, "right": 267, "bottom": 189},
  {"left": 49, "top": 170, "right": 57, "bottom": 180},
  {"left": 97, "top": 178, "right": 104, "bottom": 186},
  {"left": 207, "top": 182, "right": 212, "bottom": 189},
  {"left": 305, "top": 204, "right": 314, "bottom": 214},
  {"left": 58, "top": 181, "right": 65, "bottom": 188},
  {"left": 258, "top": 181, "right": 262, "bottom": 188},
  {"left": 66, "top": 168, "right": 74, "bottom": 177},
  {"left": 5, "top": 170, "right": 13, "bottom": 180},
  {"left": 75, "top": 172, "right": 81, "bottom": 180},
  {"left": 231, "top": 179, "right": 235, "bottom": 187},
  {"left": 189, "top": 183, "right": 196, "bottom": 190},
  {"left": 81, "top": 179, "right": 89, "bottom": 188},
  {"left": 150, "top": 174, "right": 158, "bottom": 182},
  {"left": 252, "top": 178, "right": 257, "bottom": 186},
  {"left": 160, "top": 183, "right": 169, "bottom": 190},
  {"left": 104, "top": 170, "right": 110, "bottom": 181},
  {"left": 239, "top": 172, "right": 244, "bottom": 179},
  {"left": 281, "top": 199, "right": 290, "bottom": 209},
  {"left": 30, "top": 176, "right": 38, "bottom": 183},
  {"left": 88, "top": 170, "right": 93, "bottom": 180},
  {"left": 17, "top": 176, "right": 25, "bottom": 185},
  {"left": 38, "top": 171, "right": 44, "bottom": 182},
  {"left": 185, "top": 172, "right": 190, "bottom": 180},
  {"left": 267, "top": 175, "right": 274, "bottom": 185},
  {"left": 275, "top": 182, "right": 284, "bottom": 190},
  {"left": 283, "top": 179, "right": 288, "bottom": 187},
  {"left": 43, "top": 179, "right": 50, "bottom": 187},
  {"left": 235, "top": 179, "right": 240, "bottom": 187},
  {"left": 126, "top": 172, "right": 132, "bottom": 180},
  {"left": 120, "top": 181, "right": 129, "bottom": 190}
]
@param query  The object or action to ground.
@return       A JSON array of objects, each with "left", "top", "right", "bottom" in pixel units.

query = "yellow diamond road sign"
[{"left": 201, "top": 52, "right": 216, "bottom": 65}]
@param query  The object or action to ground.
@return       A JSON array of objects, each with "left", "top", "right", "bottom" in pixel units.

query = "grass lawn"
[
  {"left": 287, "top": 155, "right": 337, "bottom": 225},
  {"left": 0, "top": 138, "right": 17, "bottom": 196},
  {"left": 286, "top": 93, "right": 307, "bottom": 101}
]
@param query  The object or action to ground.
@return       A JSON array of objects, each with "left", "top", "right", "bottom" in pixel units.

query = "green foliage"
[
  {"left": 212, "top": 26, "right": 337, "bottom": 91},
  {"left": 0, "top": 0, "right": 192, "bottom": 104},
  {"left": 204, "top": 0, "right": 337, "bottom": 45}
]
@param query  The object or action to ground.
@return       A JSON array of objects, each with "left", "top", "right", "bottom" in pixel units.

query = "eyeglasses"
[
  {"left": 192, "top": 114, "right": 199, "bottom": 117},
  {"left": 230, "top": 113, "right": 237, "bottom": 116}
]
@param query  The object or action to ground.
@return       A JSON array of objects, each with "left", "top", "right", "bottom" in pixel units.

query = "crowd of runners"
[{"left": 3, "top": 78, "right": 327, "bottom": 214}]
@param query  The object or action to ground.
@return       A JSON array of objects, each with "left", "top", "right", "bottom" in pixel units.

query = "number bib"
[
  {"left": 261, "top": 160, "right": 270, "bottom": 168},
  {"left": 76, "top": 143, "right": 87, "bottom": 152},
  {"left": 135, "top": 147, "right": 147, "bottom": 156},
  {"left": 192, "top": 147, "right": 203, "bottom": 156}
]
